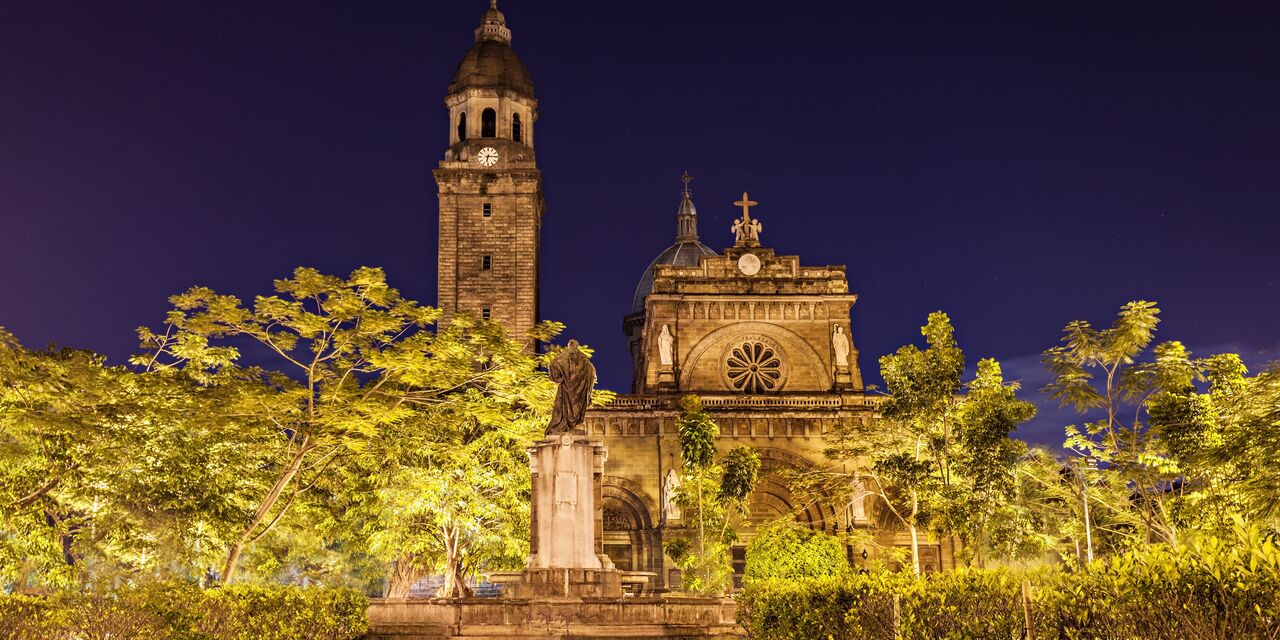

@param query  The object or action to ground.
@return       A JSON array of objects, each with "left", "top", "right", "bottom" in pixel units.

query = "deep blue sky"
[{"left": 2, "top": 1, "right": 1277, "bottom": 445}]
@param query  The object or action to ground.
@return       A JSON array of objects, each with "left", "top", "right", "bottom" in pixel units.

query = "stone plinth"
[
  {"left": 516, "top": 433, "right": 621, "bottom": 598},
  {"left": 365, "top": 596, "right": 743, "bottom": 639}
]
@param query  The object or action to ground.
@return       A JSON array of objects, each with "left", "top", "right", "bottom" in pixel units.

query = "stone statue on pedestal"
[
  {"left": 663, "top": 468, "right": 682, "bottom": 520},
  {"left": 658, "top": 324, "right": 674, "bottom": 367},
  {"left": 546, "top": 339, "right": 595, "bottom": 435},
  {"left": 832, "top": 325, "right": 851, "bottom": 368}
]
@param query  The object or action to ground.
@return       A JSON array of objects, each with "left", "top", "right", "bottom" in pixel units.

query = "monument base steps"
[{"left": 365, "top": 596, "right": 744, "bottom": 639}]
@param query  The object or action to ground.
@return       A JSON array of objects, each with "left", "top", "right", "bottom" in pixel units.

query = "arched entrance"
[{"left": 601, "top": 476, "right": 661, "bottom": 582}]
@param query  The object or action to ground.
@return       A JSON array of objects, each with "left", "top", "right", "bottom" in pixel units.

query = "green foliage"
[
  {"left": 677, "top": 394, "right": 718, "bottom": 472},
  {"left": 0, "top": 582, "right": 367, "bottom": 640},
  {"left": 743, "top": 518, "right": 851, "bottom": 584},
  {"left": 1043, "top": 300, "right": 1280, "bottom": 548},
  {"left": 666, "top": 395, "right": 760, "bottom": 595},
  {"left": 739, "top": 521, "right": 1280, "bottom": 640},
  {"left": 0, "top": 330, "right": 258, "bottom": 589},
  {"left": 719, "top": 446, "right": 761, "bottom": 504},
  {"left": 0, "top": 266, "right": 573, "bottom": 595},
  {"left": 812, "top": 311, "right": 1036, "bottom": 570}
]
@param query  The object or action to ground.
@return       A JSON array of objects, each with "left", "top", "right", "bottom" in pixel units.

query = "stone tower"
[{"left": 436, "top": 1, "right": 542, "bottom": 342}]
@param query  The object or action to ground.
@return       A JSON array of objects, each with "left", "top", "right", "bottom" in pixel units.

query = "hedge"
[
  {"left": 738, "top": 523, "right": 1280, "bottom": 640},
  {"left": 0, "top": 582, "right": 368, "bottom": 640}
]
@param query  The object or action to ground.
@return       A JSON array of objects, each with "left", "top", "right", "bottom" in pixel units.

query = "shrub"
[
  {"left": 738, "top": 522, "right": 1280, "bottom": 640},
  {"left": 744, "top": 518, "right": 851, "bottom": 584},
  {"left": 0, "top": 582, "right": 368, "bottom": 640}
]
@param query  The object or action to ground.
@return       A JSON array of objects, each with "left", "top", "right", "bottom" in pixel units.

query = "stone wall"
[
  {"left": 579, "top": 394, "right": 964, "bottom": 589},
  {"left": 366, "top": 596, "right": 743, "bottom": 639},
  {"left": 435, "top": 164, "right": 541, "bottom": 342}
]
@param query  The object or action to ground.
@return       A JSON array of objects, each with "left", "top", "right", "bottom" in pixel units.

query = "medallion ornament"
[{"left": 725, "top": 338, "right": 784, "bottom": 393}]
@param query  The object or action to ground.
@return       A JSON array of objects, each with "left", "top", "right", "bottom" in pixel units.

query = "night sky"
[{"left": 2, "top": 1, "right": 1277, "bottom": 446}]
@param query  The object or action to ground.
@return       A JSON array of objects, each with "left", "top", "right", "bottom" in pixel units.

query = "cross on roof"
[
  {"left": 681, "top": 171, "right": 694, "bottom": 196},
  {"left": 734, "top": 191, "right": 758, "bottom": 223}
]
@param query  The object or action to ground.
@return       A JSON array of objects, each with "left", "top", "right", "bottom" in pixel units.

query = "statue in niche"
[
  {"left": 658, "top": 324, "right": 674, "bottom": 367},
  {"left": 663, "top": 468, "right": 682, "bottom": 520},
  {"left": 849, "top": 477, "right": 867, "bottom": 522},
  {"left": 546, "top": 340, "right": 595, "bottom": 435},
  {"left": 832, "top": 325, "right": 851, "bottom": 368}
]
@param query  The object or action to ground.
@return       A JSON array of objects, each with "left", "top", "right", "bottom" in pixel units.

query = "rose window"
[{"left": 726, "top": 341, "right": 782, "bottom": 393}]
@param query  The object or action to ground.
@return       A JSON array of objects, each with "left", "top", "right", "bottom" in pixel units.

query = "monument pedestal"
[
  {"left": 656, "top": 365, "right": 677, "bottom": 391},
  {"left": 364, "top": 386, "right": 741, "bottom": 638},
  {"left": 512, "top": 433, "right": 622, "bottom": 599},
  {"left": 834, "top": 366, "right": 854, "bottom": 390}
]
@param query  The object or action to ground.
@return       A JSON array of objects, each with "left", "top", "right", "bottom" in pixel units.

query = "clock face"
[
  {"left": 477, "top": 147, "right": 499, "bottom": 167},
  {"left": 737, "top": 253, "right": 762, "bottom": 276}
]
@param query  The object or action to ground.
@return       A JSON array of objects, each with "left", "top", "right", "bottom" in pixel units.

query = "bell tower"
[{"left": 436, "top": 1, "right": 542, "bottom": 342}]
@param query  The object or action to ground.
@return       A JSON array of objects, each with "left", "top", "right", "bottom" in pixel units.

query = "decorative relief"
[
  {"left": 722, "top": 335, "right": 787, "bottom": 394},
  {"left": 603, "top": 506, "right": 631, "bottom": 531}
]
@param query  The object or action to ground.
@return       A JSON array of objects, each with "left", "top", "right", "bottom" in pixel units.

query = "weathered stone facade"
[
  {"left": 586, "top": 194, "right": 953, "bottom": 588},
  {"left": 435, "top": 3, "right": 541, "bottom": 341},
  {"left": 433, "top": 2, "right": 955, "bottom": 595}
]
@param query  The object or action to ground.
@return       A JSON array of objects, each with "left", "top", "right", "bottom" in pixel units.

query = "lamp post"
[{"left": 1072, "top": 456, "right": 1099, "bottom": 563}]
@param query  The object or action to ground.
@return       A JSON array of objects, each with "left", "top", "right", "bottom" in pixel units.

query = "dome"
[
  {"left": 450, "top": 40, "right": 534, "bottom": 95},
  {"left": 449, "top": 2, "right": 533, "bottom": 96},
  {"left": 631, "top": 240, "right": 718, "bottom": 314}
]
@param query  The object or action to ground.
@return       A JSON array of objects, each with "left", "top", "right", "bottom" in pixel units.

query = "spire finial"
[
  {"left": 476, "top": 0, "right": 512, "bottom": 44},
  {"left": 675, "top": 173, "right": 700, "bottom": 242}
]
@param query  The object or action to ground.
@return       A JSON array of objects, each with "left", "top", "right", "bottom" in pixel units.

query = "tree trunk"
[
  {"left": 909, "top": 490, "right": 921, "bottom": 575},
  {"left": 386, "top": 556, "right": 424, "bottom": 598},
  {"left": 438, "top": 553, "right": 472, "bottom": 598},
  {"left": 220, "top": 446, "right": 308, "bottom": 584}
]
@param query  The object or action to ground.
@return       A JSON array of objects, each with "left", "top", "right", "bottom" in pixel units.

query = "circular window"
[{"left": 725, "top": 340, "right": 784, "bottom": 394}]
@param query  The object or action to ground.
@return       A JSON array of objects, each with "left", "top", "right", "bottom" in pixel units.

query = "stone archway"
[
  {"left": 601, "top": 476, "right": 661, "bottom": 580},
  {"left": 679, "top": 321, "right": 832, "bottom": 392},
  {"left": 750, "top": 447, "right": 840, "bottom": 533}
]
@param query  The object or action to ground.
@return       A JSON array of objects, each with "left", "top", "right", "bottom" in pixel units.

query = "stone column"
[{"left": 517, "top": 433, "right": 621, "bottom": 598}]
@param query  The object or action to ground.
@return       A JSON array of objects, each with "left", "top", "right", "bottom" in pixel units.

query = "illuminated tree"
[{"left": 664, "top": 395, "right": 760, "bottom": 595}]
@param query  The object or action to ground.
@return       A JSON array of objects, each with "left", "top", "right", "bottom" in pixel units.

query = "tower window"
[
  {"left": 482, "top": 255, "right": 492, "bottom": 270},
  {"left": 482, "top": 202, "right": 492, "bottom": 217},
  {"left": 481, "top": 305, "right": 492, "bottom": 321},
  {"left": 481, "top": 108, "right": 496, "bottom": 137},
  {"left": 457, "top": 112, "right": 467, "bottom": 141},
  {"left": 512, "top": 113, "right": 522, "bottom": 143}
]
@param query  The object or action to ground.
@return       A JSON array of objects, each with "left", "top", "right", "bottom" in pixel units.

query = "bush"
[
  {"left": 0, "top": 582, "right": 368, "bottom": 640},
  {"left": 744, "top": 518, "right": 852, "bottom": 584},
  {"left": 738, "top": 522, "right": 1280, "bottom": 640}
]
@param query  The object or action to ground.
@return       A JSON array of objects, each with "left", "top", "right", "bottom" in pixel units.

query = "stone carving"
[
  {"left": 658, "top": 324, "right": 674, "bottom": 367},
  {"left": 726, "top": 340, "right": 782, "bottom": 394},
  {"left": 849, "top": 477, "right": 867, "bottom": 522},
  {"left": 603, "top": 506, "right": 631, "bottom": 531},
  {"left": 832, "top": 325, "right": 851, "bottom": 368},
  {"left": 662, "top": 468, "right": 682, "bottom": 520},
  {"left": 546, "top": 340, "right": 595, "bottom": 435},
  {"left": 730, "top": 217, "right": 763, "bottom": 245},
  {"left": 730, "top": 191, "right": 763, "bottom": 246}
]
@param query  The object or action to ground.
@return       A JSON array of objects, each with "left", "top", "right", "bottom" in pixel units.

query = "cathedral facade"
[{"left": 437, "top": 4, "right": 953, "bottom": 590}]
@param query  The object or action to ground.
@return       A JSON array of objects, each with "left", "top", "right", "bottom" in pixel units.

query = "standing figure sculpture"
[
  {"left": 663, "top": 468, "right": 682, "bottom": 520},
  {"left": 546, "top": 339, "right": 596, "bottom": 435},
  {"left": 658, "top": 324, "right": 675, "bottom": 367},
  {"left": 832, "top": 325, "right": 851, "bottom": 367}
]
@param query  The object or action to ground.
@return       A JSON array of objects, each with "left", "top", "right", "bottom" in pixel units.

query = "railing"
[{"left": 599, "top": 394, "right": 885, "bottom": 411}]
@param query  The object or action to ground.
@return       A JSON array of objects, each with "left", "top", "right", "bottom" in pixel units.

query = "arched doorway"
[{"left": 601, "top": 476, "right": 661, "bottom": 582}]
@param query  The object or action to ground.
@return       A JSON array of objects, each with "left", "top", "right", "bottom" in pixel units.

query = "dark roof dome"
[
  {"left": 632, "top": 240, "right": 717, "bottom": 314},
  {"left": 631, "top": 181, "right": 718, "bottom": 313},
  {"left": 449, "top": 2, "right": 534, "bottom": 96}
]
